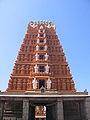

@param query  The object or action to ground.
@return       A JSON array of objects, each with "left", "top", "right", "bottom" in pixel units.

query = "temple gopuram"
[{"left": 0, "top": 21, "right": 90, "bottom": 120}]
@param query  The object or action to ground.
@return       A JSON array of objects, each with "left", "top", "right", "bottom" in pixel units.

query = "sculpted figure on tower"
[
  {"left": 45, "top": 64, "right": 49, "bottom": 73},
  {"left": 45, "top": 53, "right": 48, "bottom": 61},
  {"left": 47, "top": 78, "right": 52, "bottom": 89},
  {"left": 34, "top": 64, "right": 38, "bottom": 73},
  {"left": 32, "top": 78, "right": 38, "bottom": 89}
]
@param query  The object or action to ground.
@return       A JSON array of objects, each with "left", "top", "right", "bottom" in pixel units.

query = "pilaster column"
[
  {"left": 84, "top": 98, "right": 90, "bottom": 120},
  {"left": 57, "top": 99, "right": 64, "bottom": 120},
  {"left": 23, "top": 100, "right": 29, "bottom": 120},
  {"left": 80, "top": 101, "right": 86, "bottom": 120},
  {"left": 0, "top": 101, "right": 4, "bottom": 119}
]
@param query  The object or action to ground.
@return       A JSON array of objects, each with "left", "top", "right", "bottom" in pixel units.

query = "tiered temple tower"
[
  {"left": 0, "top": 21, "right": 90, "bottom": 120},
  {"left": 7, "top": 21, "right": 76, "bottom": 92}
]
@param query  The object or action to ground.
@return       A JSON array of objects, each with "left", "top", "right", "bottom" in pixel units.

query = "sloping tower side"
[{"left": 7, "top": 21, "right": 76, "bottom": 92}]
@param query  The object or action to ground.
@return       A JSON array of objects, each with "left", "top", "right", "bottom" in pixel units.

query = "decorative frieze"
[{"left": 29, "top": 21, "right": 56, "bottom": 30}]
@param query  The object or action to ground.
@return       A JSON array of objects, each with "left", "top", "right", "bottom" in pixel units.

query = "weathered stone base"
[{"left": 0, "top": 91, "right": 90, "bottom": 120}]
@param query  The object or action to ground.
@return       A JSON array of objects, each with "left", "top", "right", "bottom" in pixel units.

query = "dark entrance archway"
[
  {"left": 27, "top": 99, "right": 58, "bottom": 120},
  {"left": 39, "top": 80, "right": 45, "bottom": 88},
  {"left": 28, "top": 104, "right": 57, "bottom": 120}
]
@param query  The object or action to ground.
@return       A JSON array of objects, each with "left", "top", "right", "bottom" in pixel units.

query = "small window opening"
[
  {"left": 39, "top": 46, "right": 44, "bottom": 50},
  {"left": 40, "top": 30, "right": 43, "bottom": 32},
  {"left": 40, "top": 39, "right": 44, "bottom": 43},
  {"left": 39, "top": 80, "right": 45, "bottom": 88},
  {"left": 40, "top": 34, "right": 43, "bottom": 37},
  {"left": 39, "top": 55, "right": 45, "bottom": 60},
  {"left": 39, "top": 66, "right": 45, "bottom": 72}
]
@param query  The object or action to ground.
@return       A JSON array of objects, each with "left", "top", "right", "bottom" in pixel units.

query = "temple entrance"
[
  {"left": 27, "top": 100, "right": 84, "bottom": 120},
  {"left": 28, "top": 102, "right": 57, "bottom": 120},
  {"left": 35, "top": 106, "right": 46, "bottom": 120},
  {"left": 39, "top": 80, "right": 45, "bottom": 88},
  {"left": 1, "top": 98, "right": 86, "bottom": 120}
]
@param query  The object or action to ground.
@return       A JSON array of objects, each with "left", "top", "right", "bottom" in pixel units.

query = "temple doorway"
[
  {"left": 35, "top": 106, "right": 46, "bottom": 120},
  {"left": 29, "top": 102, "right": 57, "bottom": 120},
  {"left": 39, "top": 80, "right": 45, "bottom": 88}
]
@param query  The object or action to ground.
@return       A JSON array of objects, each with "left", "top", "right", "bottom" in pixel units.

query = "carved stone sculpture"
[
  {"left": 47, "top": 78, "right": 52, "bottom": 89},
  {"left": 32, "top": 78, "right": 38, "bottom": 89}
]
